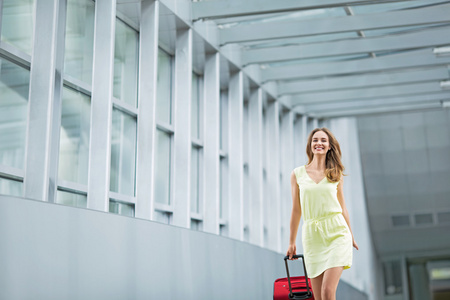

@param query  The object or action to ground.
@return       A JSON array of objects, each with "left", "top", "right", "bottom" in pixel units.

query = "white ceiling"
[{"left": 191, "top": 0, "right": 450, "bottom": 117}]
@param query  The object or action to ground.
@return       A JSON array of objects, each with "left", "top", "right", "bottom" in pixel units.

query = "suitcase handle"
[{"left": 283, "top": 255, "right": 312, "bottom": 299}]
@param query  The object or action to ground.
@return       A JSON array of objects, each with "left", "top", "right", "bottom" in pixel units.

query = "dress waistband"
[
  {"left": 304, "top": 212, "right": 341, "bottom": 224},
  {"left": 304, "top": 213, "right": 341, "bottom": 233}
]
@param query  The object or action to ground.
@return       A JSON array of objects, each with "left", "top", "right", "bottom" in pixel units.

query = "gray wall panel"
[
  {"left": 0, "top": 195, "right": 285, "bottom": 299},
  {"left": 0, "top": 194, "right": 368, "bottom": 299}
]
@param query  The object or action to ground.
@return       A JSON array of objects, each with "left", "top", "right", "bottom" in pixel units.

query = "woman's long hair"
[{"left": 306, "top": 128, "right": 345, "bottom": 182}]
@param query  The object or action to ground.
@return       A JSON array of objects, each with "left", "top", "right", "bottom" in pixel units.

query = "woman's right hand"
[{"left": 286, "top": 244, "right": 297, "bottom": 260}]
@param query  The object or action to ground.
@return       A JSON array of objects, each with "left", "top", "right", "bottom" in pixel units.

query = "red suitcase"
[{"left": 273, "top": 255, "right": 314, "bottom": 300}]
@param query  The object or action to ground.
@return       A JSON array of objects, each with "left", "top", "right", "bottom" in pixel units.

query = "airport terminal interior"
[{"left": 0, "top": 0, "right": 450, "bottom": 299}]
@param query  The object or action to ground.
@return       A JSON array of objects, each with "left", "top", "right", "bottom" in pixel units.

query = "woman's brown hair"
[{"left": 306, "top": 127, "right": 345, "bottom": 183}]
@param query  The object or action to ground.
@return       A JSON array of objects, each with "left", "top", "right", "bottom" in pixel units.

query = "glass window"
[
  {"left": 243, "top": 164, "right": 250, "bottom": 241},
  {"left": 263, "top": 169, "right": 269, "bottom": 246},
  {"left": 191, "top": 219, "right": 202, "bottom": 231},
  {"left": 156, "top": 49, "right": 172, "bottom": 124},
  {"left": 383, "top": 260, "right": 403, "bottom": 295},
  {"left": 244, "top": 226, "right": 250, "bottom": 242},
  {"left": 0, "top": 177, "right": 22, "bottom": 197},
  {"left": 0, "top": 58, "right": 29, "bottom": 169},
  {"left": 154, "top": 210, "right": 171, "bottom": 224},
  {"left": 243, "top": 101, "right": 249, "bottom": 164},
  {"left": 219, "top": 157, "right": 227, "bottom": 219},
  {"left": 56, "top": 190, "right": 87, "bottom": 208},
  {"left": 64, "top": 0, "right": 95, "bottom": 84},
  {"left": 191, "top": 73, "right": 201, "bottom": 139},
  {"left": 154, "top": 129, "right": 171, "bottom": 204},
  {"left": 219, "top": 224, "right": 228, "bottom": 236},
  {"left": 109, "top": 200, "right": 135, "bottom": 217},
  {"left": 220, "top": 90, "right": 228, "bottom": 151},
  {"left": 113, "top": 19, "right": 138, "bottom": 107},
  {"left": 58, "top": 87, "right": 90, "bottom": 184},
  {"left": 191, "top": 146, "right": 201, "bottom": 213},
  {"left": 110, "top": 108, "right": 137, "bottom": 196},
  {"left": 1, "top": 0, "right": 35, "bottom": 54}
]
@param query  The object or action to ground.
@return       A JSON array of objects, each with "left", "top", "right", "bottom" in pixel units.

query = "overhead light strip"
[
  {"left": 441, "top": 100, "right": 450, "bottom": 108},
  {"left": 433, "top": 46, "right": 450, "bottom": 56}
]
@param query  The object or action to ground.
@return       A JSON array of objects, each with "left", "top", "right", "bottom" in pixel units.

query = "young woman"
[{"left": 286, "top": 128, "right": 359, "bottom": 300}]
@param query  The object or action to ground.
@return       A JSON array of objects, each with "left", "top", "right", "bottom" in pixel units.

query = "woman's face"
[{"left": 311, "top": 131, "right": 330, "bottom": 155}]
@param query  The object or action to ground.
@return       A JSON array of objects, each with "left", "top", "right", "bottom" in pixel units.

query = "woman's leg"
[
  {"left": 321, "top": 267, "right": 344, "bottom": 300},
  {"left": 310, "top": 273, "right": 324, "bottom": 300}
]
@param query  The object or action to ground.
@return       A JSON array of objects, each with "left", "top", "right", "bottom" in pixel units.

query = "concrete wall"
[
  {"left": 0, "top": 195, "right": 284, "bottom": 299},
  {"left": 0, "top": 194, "right": 369, "bottom": 300}
]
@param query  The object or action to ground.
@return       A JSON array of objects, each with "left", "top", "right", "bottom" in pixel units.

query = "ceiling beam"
[
  {"left": 191, "top": 0, "right": 413, "bottom": 20},
  {"left": 220, "top": 3, "right": 450, "bottom": 45},
  {"left": 243, "top": 26, "right": 450, "bottom": 64},
  {"left": 302, "top": 91, "right": 450, "bottom": 113},
  {"left": 262, "top": 49, "right": 450, "bottom": 81},
  {"left": 291, "top": 81, "right": 445, "bottom": 105},
  {"left": 303, "top": 102, "right": 443, "bottom": 118},
  {"left": 279, "top": 67, "right": 450, "bottom": 95}
]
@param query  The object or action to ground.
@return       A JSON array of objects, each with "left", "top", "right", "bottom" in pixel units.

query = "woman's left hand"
[{"left": 353, "top": 239, "right": 359, "bottom": 250}]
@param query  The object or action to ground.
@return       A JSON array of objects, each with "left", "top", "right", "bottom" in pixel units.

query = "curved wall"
[
  {"left": 0, "top": 195, "right": 285, "bottom": 299},
  {"left": 0, "top": 195, "right": 368, "bottom": 299}
]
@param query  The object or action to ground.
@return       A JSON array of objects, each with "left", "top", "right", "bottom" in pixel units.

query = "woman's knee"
[{"left": 321, "top": 285, "right": 336, "bottom": 300}]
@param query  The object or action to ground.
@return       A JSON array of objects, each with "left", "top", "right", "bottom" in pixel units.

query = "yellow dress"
[{"left": 294, "top": 165, "right": 352, "bottom": 278}]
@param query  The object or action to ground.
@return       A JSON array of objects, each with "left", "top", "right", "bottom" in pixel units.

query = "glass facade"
[
  {"left": 0, "top": 58, "right": 29, "bottom": 170},
  {"left": 64, "top": 0, "right": 95, "bottom": 84},
  {"left": 219, "top": 89, "right": 228, "bottom": 226},
  {"left": 156, "top": 49, "right": 173, "bottom": 125},
  {"left": 154, "top": 129, "right": 171, "bottom": 205},
  {"left": 110, "top": 108, "right": 137, "bottom": 196},
  {"left": 191, "top": 72, "right": 201, "bottom": 139},
  {"left": 0, "top": 0, "right": 320, "bottom": 254},
  {"left": 1, "top": 0, "right": 35, "bottom": 54},
  {"left": 113, "top": 19, "right": 138, "bottom": 107},
  {"left": 191, "top": 146, "right": 200, "bottom": 213},
  {"left": 109, "top": 200, "right": 134, "bottom": 217},
  {"left": 219, "top": 157, "right": 227, "bottom": 219},
  {"left": 154, "top": 210, "right": 171, "bottom": 224},
  {"left": 56, "top": 190, "right": 87, "bottom": 208},
  {"left": 58, "top": 87, "right": 90, "bottom": 185},
  {"left": 0, "top": 177, "right": 22, "bottom": 197}
]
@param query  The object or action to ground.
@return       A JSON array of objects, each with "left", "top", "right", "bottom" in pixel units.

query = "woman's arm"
[
  {"left": 287, "top": 170, "right": 302, "bottom": 259},
  {"left": 337, "top": 176, "right": 359, "bottom": 250}
]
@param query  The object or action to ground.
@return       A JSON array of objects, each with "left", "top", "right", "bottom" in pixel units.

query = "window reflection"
[
  {"left": 154, "top": 129, "right": 171, "bottom": 204},
  {"left": 56, "top": 190, "right": 87, "bottom": 208},
  {"left": 219, "top": 157, "right": 227, "bottom": 219},
  {"left": 156, "top": 49, "right": 172, "bottom": 124},
  {"left": 191, "top": 73, "right": 201, "bottom": 139},
  {"left": 110, "top": 108, "right": 137, "bottom": 196},
  {"left": 58, "top": 87, "right": 90, "bottom": 184},
  {"left": 64, "top": 0, "right": 95, "bottom": 84},
  {"left": 113, "top": 19, "right": 138, "bottom": 107},
  {"left": 0, "top": 177, "right": 22, "bottom": 197},
  {"left": 109, "top": 200, "right": 135, "bottom": 217},
  {"left": 1, "top": 0, "right": 35, "bottom": 54},
  {"left": 0, "top": 58, "right": 29, "bottom": 170},
  {"left": 191, "top": 146, "right": 200, "bottom": 213}
]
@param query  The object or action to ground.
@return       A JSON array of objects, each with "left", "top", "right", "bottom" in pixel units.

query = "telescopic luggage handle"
[{"left": 283, "top": 255, "right": 312, "bottom": 299}]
